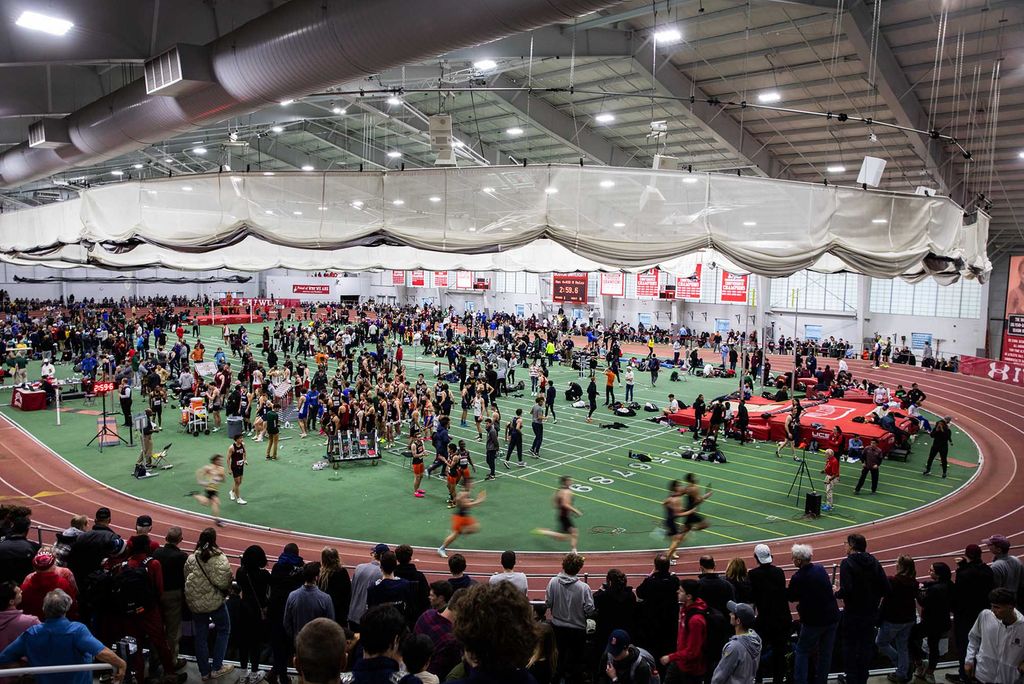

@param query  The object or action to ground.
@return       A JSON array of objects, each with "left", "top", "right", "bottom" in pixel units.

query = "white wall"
[
  {"left": 0, "top": 264, "right": 260, "bottom": 301},
  {"left": 865, "top": 312, "right": 986, "bottom": 358}
]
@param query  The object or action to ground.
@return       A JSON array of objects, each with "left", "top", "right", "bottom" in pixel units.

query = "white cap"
[{"left": 754, "top": 544, "right": 773, "bottom": 564}]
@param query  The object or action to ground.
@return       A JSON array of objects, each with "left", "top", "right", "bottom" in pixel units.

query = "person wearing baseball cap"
[
  {"left": 19, "top": 551, "right": 79, "bottom": 621},
  {"left": 707, "top": 602, "right": 762, "bottom": 684},
  {"left": 949, "top": 545, "right": 995, "bottom": 684},
  {"left": 348, "top": 544, "right": 388, "bottom": 632},
  {"left": 600, "top": 629, "right": 658, "bottom": 683},
  {"left": 984, "top": 535, "right": 1023, "bottom": 598},
  {"left": 749, "top": 545, "right": 790, "bottom": 684}
]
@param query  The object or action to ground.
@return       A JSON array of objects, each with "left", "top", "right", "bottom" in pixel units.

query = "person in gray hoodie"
[
  {"left": 545, "top": 553, "right": 595, "bottom": 684},
  {"left": 710, "top": 601, "right": 762, "bottom": 684}
]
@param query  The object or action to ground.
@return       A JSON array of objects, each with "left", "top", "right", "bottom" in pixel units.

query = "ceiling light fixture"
[
  {"left": 331, "top": 106, "right": 346, "bottom": 115},
  {"left": 1019, "top": 151, "right": 1024, "bottom": 159},
  {"left": 482, "top": 187, "right": 495, "bottom": 193},
  {"left": 192, "top": 147, "right": 207, "bottom": 155},
  {"left": 600, "top": 180, "right": 615, "bottom": 188},
  {"left": 757, "top": 91, "right": 782, "bottom": 103},
  {"left": 301, "top": 165, "right": 314, "bottom": 171},
  {"left": 682, "top": 177, "right": 699, "bottom": 184},
  {"left": 742, "top": 221, "right": 757, "bottom": 226},
  {"left": 163, "top": 158, "right": 174, "bottom": 164},
  {"left": 392, "top": 199, "right": 405, "bottom": 206},
  {"left": 280, "top": 99, "right": 294, "bottom": 106},
  {"left": 110, "top": 170, "right": 124, "bottom": 176},
  {"left": 263, "top": 171, "right": 275, "bottom": 176},
  {"left": 15, "top": 10, "right": 73, "bottom": 36},
  {"left": 387, "top": 151, "right": 402, "bottom": 158},
  {"left": 387, "top": 96, "right": 402, "bottom": 106},
  {"left": 265, "top": 210, "right": 274, "bottom": 215},
  {"left": 182, "top": 185, "right": 193, "bottom": 192},
  {"left": 318, "top": 206, "right": 327, "bottom": 211},
  {"left": 544, "top": 187, "right": 558, "bottom": 194},
  {"left": 872, "top": 218, "right": 888, "bottom": 224},
  {"left": 613, "top": 222, "right": 626, "bottom": 228},
  {"left": 654, "top": 28, "right": 682, "bottom": 44},
  {"left": 595, "top": 113, "right": 615, "bottom": 123},
  {"left": 473, "top": 59, "right": 497, "bottom": 71},
  {"left": 133, "top": 163, "right": 144, "bottom": 169},
  {"left": 429, "top": 196, "right": 442, "bottom": 202},
  {"left": 506, "top": 127, "right": 524, "bottom": 136},
  {"left": 826, "top": 165, "right": 846, "bottom": 173},
  {"left": 271, "top": 126, "right": 284, "bottom": 133},
  {"left": 293, "top": 211, "right": 303, "bottom": 215},
  {"left": 351, "top": 200, "right": 364, "bottom": 208}
]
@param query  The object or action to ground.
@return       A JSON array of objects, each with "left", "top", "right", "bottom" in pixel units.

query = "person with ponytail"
[
  {"left": 184, "top": 528, "right": 234, "bottom": 680},
  {"left": 316, "top": 547, "right": 352, "bottom": 628}
]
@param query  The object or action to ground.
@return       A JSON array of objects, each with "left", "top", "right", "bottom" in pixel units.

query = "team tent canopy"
[{"left": 0, "top": 165, "right": 990, "bottom": 282}]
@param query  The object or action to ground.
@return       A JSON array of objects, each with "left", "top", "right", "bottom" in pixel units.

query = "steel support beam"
[{"left": 443, "top": 26, "right": 634, "bottom": 61}]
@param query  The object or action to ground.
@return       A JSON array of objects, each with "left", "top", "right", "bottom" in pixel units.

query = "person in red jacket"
[
  {"left": 19, "top": 552, "right": 78, "bottom": 621},
  {"left": 822, "top": 449, "right": 840, "bottom": 513},
  {"left": 661, "top": 579, "right": 707, "bottom": 684}
]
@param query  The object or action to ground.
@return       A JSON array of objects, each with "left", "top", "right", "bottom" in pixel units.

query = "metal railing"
[{"left": 0, "top": 663, "right": 112, "bottom": 678}]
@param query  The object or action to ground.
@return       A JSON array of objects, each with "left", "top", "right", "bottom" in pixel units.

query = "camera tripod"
[{"left": 788, "top": 453, "right": 812, "bottom": 502}]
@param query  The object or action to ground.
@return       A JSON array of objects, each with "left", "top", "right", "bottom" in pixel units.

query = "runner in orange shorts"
[
  {"left": 410, "top": 429, "right": 426, "bottom": 498},
  {"left": 444, "top": 443, "right": 460, "bottom": 508},
  {"left": 437, "top": 483, "right": 486, "bottom": 558}
]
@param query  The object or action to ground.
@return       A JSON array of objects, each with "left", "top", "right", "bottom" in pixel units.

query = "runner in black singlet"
[{"left": 533, "top": 475, "right": 582, "bottom": 553}]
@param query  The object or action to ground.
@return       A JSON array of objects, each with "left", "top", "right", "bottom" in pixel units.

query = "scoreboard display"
[{"left": 552, "top": 274, "right": 588, "bottom": 303}]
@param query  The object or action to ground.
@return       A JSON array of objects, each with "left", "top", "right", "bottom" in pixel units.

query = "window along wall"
[
  {"left": 769, "top": 272, "right": 859, "bottom": 312},
  {"left": 869, "top": 277, "right": 982, "bottom": 319}
]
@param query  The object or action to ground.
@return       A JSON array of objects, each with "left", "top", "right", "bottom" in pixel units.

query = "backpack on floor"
[
  {"left": 670, "top": 371, "right": 680, "bottom": 381},
  {"left": 628, "top": 401, "right": 641, "bottom": 410},
  {"left": 643, "top": 402, "right": 658, "bottom": 412},
  {"left": 572, "top": 400, "right": 586, "bottom": 408}
]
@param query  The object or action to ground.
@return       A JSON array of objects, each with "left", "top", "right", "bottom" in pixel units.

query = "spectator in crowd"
[
  {"left": 349, "top": 543, "right": 386, "bottom": 632},
  {"left": 950, "top": 545, "right": 995, "bottom": 684},
  {"left": 317, "top": 547, "right": 352, "bottom": 629},
  {"left": 52, "top": 515, "right": 87, "bottom": 568},
  {"left": 367, "top": 551, "right": 414, "bottom": 622},
  {"left": 912, "top": 562, "right": 953, "bottom": 684},
  {"left": 0, "top": 581, "right": 39, "bottom": 651},
  {"left": 594, "top": 569, "right": 637, "bottom": 654},
  {"left": 710, "top": 602, "right": 761, "bottom": 684},
  {"left": 116, "top": 534, "right": 181, "bottom": 684},
  {"left": 836, "top": 534, "right": 889, "bottom": 684},
  {"left": 876, "top": 555, "right": 919, "bottom": 683},
  {"left": 985, "top": 535, "right": 1023, "bottom": 600},
  {"left": 597, "top": 629, "right": 656, "bottom": 684},
  {"left": 414, "top": 581, "right": 461, "bottom": 679},
  {"left": 853, "top": 439, "right": 883, "bottom": 494},
  {"left": 235, "top": 544, "right": 271, "bottom": 684},
  {"left": 132, "top": 515, "right": 160, "bottom": 552},
  {"left": 401, "top": 633, "right": 438, "bottom": 684},
  {"left": 350, "top": 605, "right": 410, "bottom": 683},
  {"left": 489, "top": 550, "right": 529, "bottom": 595},
  {"left": 151, "top": 526, "right": 187, "bottom": 670},
  {"left": 184, "top": 527, "right": 234, "bottom": 681},
  {"left": 294, "top": 617, "right": 347, "bottom": 684},
  {"left": 698, "top": 556, "right": 735, "bottom": 617},
  {"left": 394, "top": 545, "right": 429, "bottom": 619},
  {"left": 964, "top": 588, "right": 1024, "bottom": 684},
  {"left": 528, "top": 622, "right": 558, "bottom": 684},
  {"left": 285, "top": 562, "right": 335, "bottom": 643},
  {"left": 0, "top": 588, "right": 127, "bottom": 684},
  {"left": 449, "top": 582, "right": 538, "bottom": 684},
  {"left": 269, "top": 542, "right": 305, "bottom": 684},
  {"left": 661, "top": 579, "right": 707, "bottom": 683},
  {"left": 447, "top": 554, "right": 475, "bottom": 591},
  {"left": 636, "top": 554, "right": 681, "bottom": 663},
  {"left": 546, "top": 553, "right": 595, "bottom": 684},
  {"left": 787, "top": 544, "right": 839, "bottom": 684},
  {"left": 67, "top": 507, "right": 124, "bottom": 619},
  {"left": 748, "top": 545, "right": 790, "bottom": 684},
  {"left": 19, "top": 550, "right": 78, "bottom": 620},
  {"left": 0, "top": 516, "right": 40, "bottom": 584},
  {"left": 724, "top": 559, "right": 753, "bottom": 605}
]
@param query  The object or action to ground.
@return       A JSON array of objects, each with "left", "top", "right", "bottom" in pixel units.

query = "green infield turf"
[{"left": 0, "top": 325, "right": 979, "bottom": 553}]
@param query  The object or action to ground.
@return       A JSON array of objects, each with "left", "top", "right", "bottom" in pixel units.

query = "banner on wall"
[
  {"left": 455, "top": 271, "right": 473, "bottom": 289},
  {"left": 552, "top": 273, "right": 588, "bottom": 303},
  {"left": 804, "top": 324, "right": 823, "bottom": 341},
  {"left": 911, "top": 332, "right": 933, "bottom": 350},
  {"left": 292, "top": 284, "right": 330, "bottom": 295},
  {"left": 600, "top": 272, "right": 625, "bottom": 297},
  {"left": 720, "top": 271, "right": 749, "bottom": 303},
  {"left": 1003, "top": 256, "right": 1024, "bottom": 364},
  {"left": 961, "top": 355, "right": 1024, "bottom": 387},
  {"left": 433, "top": 270, "right": 449, "bottom": 288},
  {"left": 391, "top": 270, "right": 405, "bottom": 286},
  {"left": 675, "top": 264, "right": 702, "bottom": 300},
  {"left": 410, "top": 270, "right": 426, "bottom": 287},
  {"left": 636, "top": 269, "right": 660, "bottom": 298}
]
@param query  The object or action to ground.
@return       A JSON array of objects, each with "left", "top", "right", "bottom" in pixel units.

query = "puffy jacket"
[{"left": 184, "top": 550, "right": 232, "bottom": 614}]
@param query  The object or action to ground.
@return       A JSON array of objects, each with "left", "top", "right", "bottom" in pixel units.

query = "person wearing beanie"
[
  {"left": 19, "top": 551, "right": 78, "bottom": 621},
  {"left": 949, "top": 545, "right": 995, "bottom": 684},
  {"left": 710, "top": 602, "right": 762, "bottom": 684}
]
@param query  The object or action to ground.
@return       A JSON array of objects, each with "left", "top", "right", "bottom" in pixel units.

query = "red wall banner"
[
  {"left": 455, "top": 271, "right": 472, "bottom": 289},
  {"left": 961, "top": 355, "right": 1024, "bottom": 387},
  {"left": 600, "top": 273, "right": 625, "bottom": 297},
  {"left": 292, "top": 284, "right": 331, "bottom": 295},
  {"left": 636, "top": 269, "right": 660, "bottom": 298},
  {"left": 410, "top": 270, "right": 425, "bottom": 287},
  {"left": 433, "top": 270, "right": 449, "bottom": 288},
  {"left": 720, "top": 271, "right": 748, "bottom": 303},
  {"left": 552, "top": 274, "right": 588, "bottom": 303},
  {"left": 675, "top": 264, "right": 702, "bottom": 300},
  {"left": 391, "top": 270, "right": 405, "bottom": 286}
]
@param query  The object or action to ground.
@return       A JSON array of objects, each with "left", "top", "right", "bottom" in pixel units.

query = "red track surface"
[{"left": 2, "top": 349, "right": 1021, "bottom": 595}]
